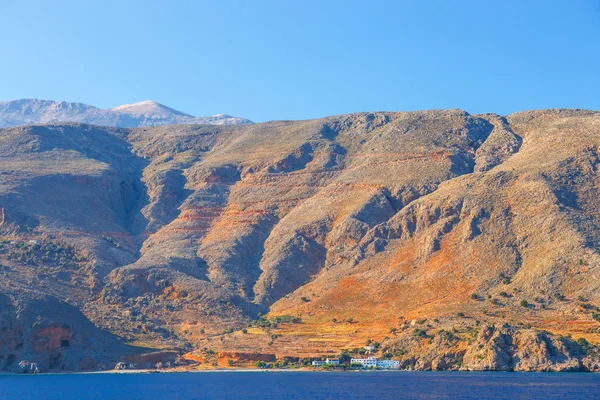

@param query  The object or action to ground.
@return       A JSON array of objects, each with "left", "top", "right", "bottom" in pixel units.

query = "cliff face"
[
  {"left": 0, "top": 109, "right": 599, "bottom": 372},
  {"left": 0, "top": 291, "right": 139, "bottom": 373}
]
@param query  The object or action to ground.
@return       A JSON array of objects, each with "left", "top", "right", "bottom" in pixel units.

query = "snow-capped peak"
[{"left": 110, "top": 100, "right": 194, "bottom": 118}]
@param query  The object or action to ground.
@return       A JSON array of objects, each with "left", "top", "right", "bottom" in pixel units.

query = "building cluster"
[
  {"left": 350, "top": 356, "right": 400, "bottom": 369},
  {"left": 311, "top": 358, "right": 340, "bottom": 367},
  {"left": 311, "top": 356, "right": 400, "bottom": 370}
]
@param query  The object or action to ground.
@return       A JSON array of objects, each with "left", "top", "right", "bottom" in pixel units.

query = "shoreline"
[{"left": 1, "top": 368, "right": 598, "bottom": 376}]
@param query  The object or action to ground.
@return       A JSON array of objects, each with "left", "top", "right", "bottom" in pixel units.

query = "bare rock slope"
[{"left": 1, "top": 108, "right": 600, "bottom": 372}]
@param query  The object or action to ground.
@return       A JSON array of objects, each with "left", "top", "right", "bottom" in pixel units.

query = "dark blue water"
[{"left": 1, "top": 371, "right": 600, "bottom": 400}]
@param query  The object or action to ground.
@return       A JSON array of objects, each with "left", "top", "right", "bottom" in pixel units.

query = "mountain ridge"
[{"left": 0, "top": 108, "right": 600, "bottom": 373}]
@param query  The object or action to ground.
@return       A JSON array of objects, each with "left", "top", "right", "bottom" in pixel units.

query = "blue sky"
[{"left": 0, "top": 0, "right": 599, "bottom": 121}]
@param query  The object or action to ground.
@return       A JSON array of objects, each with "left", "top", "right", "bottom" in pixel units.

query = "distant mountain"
[
  {"left": 110, "top": 100, "right": 195, "bottom": 118},
  {"left": 0, "top": 98, "right": 253, "bottom": 128}
]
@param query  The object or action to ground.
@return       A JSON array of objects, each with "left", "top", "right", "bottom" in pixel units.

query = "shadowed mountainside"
[{"left": 1, "top": 109, "right": 600, "bottom": 372}]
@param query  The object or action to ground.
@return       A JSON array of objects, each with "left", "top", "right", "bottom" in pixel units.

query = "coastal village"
[
  {"left": 312, "top": 356, "right": 400, "bottom": 370},
  {"left": 311, "top": 345, "right": 400, "bottom": 370}
]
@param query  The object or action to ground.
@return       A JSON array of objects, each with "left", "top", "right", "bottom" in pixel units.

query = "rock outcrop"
[
  {"left": 0, "top": 290, "right": 141, "bottom": 373},
  {"left": 382, "top": 322, "right": 600, "bottom": 372}
]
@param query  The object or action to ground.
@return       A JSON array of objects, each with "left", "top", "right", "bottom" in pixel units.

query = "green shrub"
[
  {"left": 254, "top": 314, "right": 301, "bottom": 329},
  {"left": 414, "top": 329, "right": 427, "bottom": 337},
  {"left": 271, "top": 315, "right": 301, "bottom": 323},
  {"left": 255, "top": 361, "right": 270, "bottom": 369},
  {"left": 577, "top": 338, "right": 592, "bottom": 354},
  {"left": 499, "top": 273, "right": 511, "bottom": 285}
]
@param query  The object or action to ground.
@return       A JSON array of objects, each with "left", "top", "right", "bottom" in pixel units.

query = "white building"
[
  {"left": 364, "top": 345, "right": 375, "bottom": 352},
  {"left": 351, "top": 356, "right": 399, "bottom": 369},
  {"left": 312, "top": 358, "right": 340, "bottom": 367},
  {"left": 377, "top": 359, "right": 400, "bottom": 369},
  {"left": 351, "top": 356, "right": 377, "bottom": 368}
]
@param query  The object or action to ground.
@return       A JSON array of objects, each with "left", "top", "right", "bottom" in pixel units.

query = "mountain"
[
  {"left": 0, "top": 98, "right": 253, "bottom": 128},
  {"left": 110, "top": 100, "right": 195, "bottom": 117},
  {"left": 0, "top": 109, "right": 600, "bottom": 373}
]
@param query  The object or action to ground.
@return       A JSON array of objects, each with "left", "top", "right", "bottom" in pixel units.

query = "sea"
[{"left": 1, "top": 371, "right": 599, "bottom": 399}]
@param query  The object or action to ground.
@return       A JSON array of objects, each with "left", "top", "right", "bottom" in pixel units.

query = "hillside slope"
[{"left": 0, "top": 109, "right": 599, "bottom": 372}]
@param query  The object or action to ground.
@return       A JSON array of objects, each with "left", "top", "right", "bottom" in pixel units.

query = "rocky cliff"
[{"left": 0, "top": 109, "right": 599, "bottom": 372}]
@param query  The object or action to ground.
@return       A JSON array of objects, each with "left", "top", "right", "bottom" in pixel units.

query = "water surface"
[{"left": 1, "top": 371, "right": 599, "bottom": 399}]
